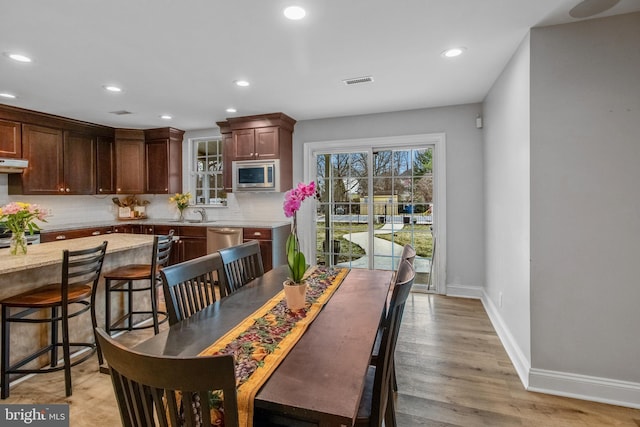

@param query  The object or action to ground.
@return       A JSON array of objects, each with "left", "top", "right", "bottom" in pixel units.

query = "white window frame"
[
  {"left": 302, "top": 133, "right": 447, "bottom": 294},
  {"left": 188, "top": 135, "right": 227, "bottom": 205}
]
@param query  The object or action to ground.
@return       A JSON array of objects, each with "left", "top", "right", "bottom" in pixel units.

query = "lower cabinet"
[
  {"left": 40, "top": 226, "right": 113, "bottom": 243},
  {"left": 176, "top": 226, "right": 207, "bottom": 263},
  {"left": 243, "top": 227, "right": 273, "bottom": 272}
]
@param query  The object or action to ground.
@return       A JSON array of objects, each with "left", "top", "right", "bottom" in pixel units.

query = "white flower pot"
[{"left": 283, "top": 281, "right": 307, "bottom": 311}]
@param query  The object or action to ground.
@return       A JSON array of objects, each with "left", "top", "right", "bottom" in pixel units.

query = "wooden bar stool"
[
  {"left": 100, "top": 231, "right": 173, "bottom": 356},
  {"left": 0, "top": 241, "right": 108, "bottom": 398}
]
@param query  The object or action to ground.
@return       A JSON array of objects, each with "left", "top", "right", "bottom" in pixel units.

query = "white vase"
[{"left": 283, "top": 281, "right": 307, "bottom": 311}]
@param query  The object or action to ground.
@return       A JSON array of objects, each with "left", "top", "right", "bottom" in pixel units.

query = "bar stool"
[
  {"left": 0, "top": 241, "right": 108, "bottom": 398},
  {"left": 100, "top": 231, "right": 173, "bottom": 356}
]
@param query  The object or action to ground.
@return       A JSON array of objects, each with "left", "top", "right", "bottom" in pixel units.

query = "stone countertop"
[
  {"left": 0, "top": 234, "right": 153, "bottom": 275},
  {"left": 40, "top": 219, "right": 291, "bottom": 233}
]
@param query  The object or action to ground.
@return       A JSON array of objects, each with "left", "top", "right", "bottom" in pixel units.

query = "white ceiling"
[{"left": 2, "top": 1, "right": 639, "bottom": 131}]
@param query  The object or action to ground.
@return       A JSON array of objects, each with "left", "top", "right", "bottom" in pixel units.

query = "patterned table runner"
[{"left": 198, "top": 266, "right": 350, "bottom": 427}]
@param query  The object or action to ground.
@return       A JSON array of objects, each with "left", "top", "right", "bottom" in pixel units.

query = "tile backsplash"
[{"left": 0, "top": 175, "right": 287, "bottom": 228}]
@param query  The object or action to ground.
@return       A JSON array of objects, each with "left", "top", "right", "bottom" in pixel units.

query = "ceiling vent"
[
  {"left": 342, "top": 76, "right": 374, "bottom": 86},
  {"left": 109, "top": 110, "right": 133, "bottom": 115}
]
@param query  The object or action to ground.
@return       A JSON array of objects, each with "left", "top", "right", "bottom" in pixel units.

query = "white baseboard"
[
  {"left": 480, "top": 289, "right": 640, "bottom": 409},
  {"left": 529, "top": 368, "right": 640, "bottom": 409},
  {"left": 480, "top": 290, "right": 531, "bottom": 388},
  {"left": 446, "top": 283, "right": 483, "bottom": 299}
]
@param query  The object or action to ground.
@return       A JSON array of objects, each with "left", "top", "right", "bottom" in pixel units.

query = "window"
[{"left": 192, "top": 138, "right": 226, "bottom": 205}]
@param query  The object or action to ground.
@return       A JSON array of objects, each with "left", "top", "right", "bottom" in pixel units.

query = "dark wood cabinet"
[
  {"left": 144, "top": 128, "right": 184, "bottom": 194},
  {"left": 63, "top": 130, "right": 95, "bottom": 194},
  {"left": 0, "top": 119, "right": 22, "bottom": 158},
  {"left": 96, "top": 136, "right": 116, "bottom": 194},
  {"left": 220, "top": 113, "right": 295, "bottom": 192},
  {"left": 115, "top": 129, "right": 145, "bottom": 194},
  {"left": 244, "top": 227, "right": 274, "bottom": 272},
  {"left": 40, "top": 226, "right": 113, "bottom": 243},
  {"left": 10, "top": 124, "right": 64, "bottom": 194},
  {"left": 176, "top": 226, "right": 207, "bottom": 263}
]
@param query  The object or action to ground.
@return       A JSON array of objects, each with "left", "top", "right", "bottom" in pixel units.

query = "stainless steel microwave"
[{"left": 232, "top": 159, "right": 281, "bottom": 192}]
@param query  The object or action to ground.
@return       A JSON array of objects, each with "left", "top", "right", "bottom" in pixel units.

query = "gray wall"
[
  {"left": 483, "top": 34, "right": 531, "bottom": 367},
  {"left": 293, "top": 104, "right": 485, "bottom": 292},
  {"left": 530, "top": 12, "right": 640, "bottom": 382}
]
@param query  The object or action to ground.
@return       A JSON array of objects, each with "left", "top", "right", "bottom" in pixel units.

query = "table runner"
[{"left": 199, "top": 266, "right": 349, "bottom": 427}]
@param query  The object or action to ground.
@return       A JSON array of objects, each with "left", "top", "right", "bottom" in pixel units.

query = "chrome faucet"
[{"left": 194, "top": 208, "right": 208, "bottom": 222}]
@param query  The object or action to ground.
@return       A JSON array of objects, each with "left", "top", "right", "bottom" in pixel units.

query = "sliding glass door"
[{"left": 314, "top": 146, "right": 435, "bottom": 288}]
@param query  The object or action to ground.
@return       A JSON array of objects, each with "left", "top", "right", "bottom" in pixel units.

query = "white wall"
[
  {"left": 482, "top": 34, "right": 532, "bottom": 380},
  {"left": 292, "top": 104, "right": 485, "bottom": 293},
  {"left": 530, "top": 11, "right": 640, "bottom": 392}
]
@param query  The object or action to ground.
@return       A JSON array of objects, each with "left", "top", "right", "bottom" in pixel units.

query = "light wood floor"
[{"left": 3, "top": 294, "right": 640, "bottom": 426}]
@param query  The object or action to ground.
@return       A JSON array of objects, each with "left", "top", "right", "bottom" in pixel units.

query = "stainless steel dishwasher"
[{"left": 206, "top": 227, "right": 243, "bottom": 253}]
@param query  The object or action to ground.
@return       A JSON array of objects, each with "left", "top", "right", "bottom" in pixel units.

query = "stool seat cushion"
[
  {"left": 0, "top": 284, "right": 93, "bottom": 308},
  {"left": 104, "top": 264, "right": 156, "bottom": 281}
]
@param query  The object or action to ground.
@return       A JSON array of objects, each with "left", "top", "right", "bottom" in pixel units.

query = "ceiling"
[{"left": 2, "top": 0, "right": 639, "bottom": 131}]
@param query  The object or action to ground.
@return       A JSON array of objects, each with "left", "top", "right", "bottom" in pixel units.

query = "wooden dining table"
[{"left": 134, "top": 264, "right": 393, "bottom": 427}]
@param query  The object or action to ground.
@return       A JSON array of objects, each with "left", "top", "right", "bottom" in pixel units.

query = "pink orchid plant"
[{"left": 283, "top": 181, "right": 316, "bottom": 284}]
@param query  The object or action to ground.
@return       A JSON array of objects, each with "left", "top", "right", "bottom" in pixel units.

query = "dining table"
[{"left": 133, "top": 264, "right": 393, "bottom": 427}]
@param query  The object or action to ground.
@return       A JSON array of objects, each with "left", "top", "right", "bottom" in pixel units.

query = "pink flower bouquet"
[{"left": 283, "top": 181, "right": 316, "bottom": 284}]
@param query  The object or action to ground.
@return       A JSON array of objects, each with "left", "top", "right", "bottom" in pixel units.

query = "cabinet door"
[
  {"left": 97, "top": 136, "right": 116, "bottom": 194},
  {"left": 19, "top": 124, "right": 64, "bottom": 194},
  {"left": 63, "top": 131, "right": 95, "bottom": 194},
  {"left": 0, "top": 119, "right": 22, "bottom": 158},
  {"left": 115, "top": 139, "right": 145, "bottom": 194},
  {"left": 146, "top": 139, "right": 169, "bottom": 193},
  {"left": 233, "top": 129, "right": 256, "bottom": 160},
  {"left": 254, "top": 126, "right": 279, "bottom": 159}
]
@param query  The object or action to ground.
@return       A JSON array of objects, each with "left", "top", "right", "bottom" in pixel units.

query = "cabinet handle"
[
  {"left": 253, "top": 232, "right": 262, "bottom": 237},
  {"left": 65, "top": 188, "right": 70, "bottom": 192},
  {"left": 59, "top": 188, "right": 65, "bottom": 192},
  {"left": 91, "top": 231, "right": 101, "bottom": 236},
  {"left": 99, "top": 188, "right": 103, "bottom": 192},
  {"left": 117, "top": 188, "right": 122, "bottom": 192},
  {"left": 56, "top": 235, "right": 67, "bottom": 240}
]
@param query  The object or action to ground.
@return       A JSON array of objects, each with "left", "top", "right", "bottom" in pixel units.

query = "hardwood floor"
[
  {"left": 395, "top": 294, "right": 640, "bottom": 426},
  {"left": 2, "top": 293, "right": 639, "bottom": 426}
]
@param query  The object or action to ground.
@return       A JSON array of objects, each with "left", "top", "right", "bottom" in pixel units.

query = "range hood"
[{"left": 0, "top": 158, "right": 28, "bottom": 173}]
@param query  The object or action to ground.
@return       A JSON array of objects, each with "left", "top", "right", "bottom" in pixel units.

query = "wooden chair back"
[
  {"left": 160, "top": 253, "right": 227, "bottom": 325},
  {"left": 95, "top": 328, "right": 239, "bottom": 427},
  {"left": 218, "top": 240, "right": 264, "bottom": 295},
  {"left": 372, "top": 260, "right": 415, "bottom": 426}
]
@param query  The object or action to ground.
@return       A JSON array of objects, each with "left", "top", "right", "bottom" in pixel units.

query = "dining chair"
[
  {"left": 218, "top": 240, "right": 264, "bottom": 295},
  {"left": 374, "top": 243, "right": 416, "bottom": 392},
  {"left": 101, "top": 231, "right": 174, "bottom": 341},
  {"left": 356, "top": 260, "right": 415, "bottom": 427},
  {"left": 160, "top": 252, "right": 227, "bottom": 325},
  {"left": 0, "top": 241, "right": 108, "bottom": 398},
  {"left": 95, "top": 328, "right": 239, "bottom": 427}
]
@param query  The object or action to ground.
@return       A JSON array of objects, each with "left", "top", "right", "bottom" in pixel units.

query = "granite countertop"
[
  {"left": 0, "top": 234, "right": 153, "bottom": 275},
  {"left": 40, "top": 219, "right": 291, "bottom": 233}
]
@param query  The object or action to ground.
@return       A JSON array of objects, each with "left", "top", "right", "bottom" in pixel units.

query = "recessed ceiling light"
[
  {"left": 103, "top": 85, "right": 123, "bottom": 93},
  {"left": 160, "top": 114, "right": 172, "bottom": 120},
  {"left": 234, "top": 80, "right": 250, "bottom": 87},
  {"left": 284, "top": 6, "right": 306, "bottom": 20},
  {"left": 0, "top": 93, "right": 17, "bottom": 99},
  {"left": 4, "top": 52, "right": 32, "bottom": 63},
  {"left": 441, "top": 47, "right": 466, "bottom": 58},
  {"left": 226, "top": 108, "right": 237, "bottom": 113}
]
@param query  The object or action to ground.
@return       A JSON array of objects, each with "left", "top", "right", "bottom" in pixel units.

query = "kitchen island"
[{"left": 0, "top": 234, "right": 154, "bottom": 378}]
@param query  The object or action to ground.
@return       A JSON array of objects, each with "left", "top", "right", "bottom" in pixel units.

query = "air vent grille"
[
  {"left": 109, "top": 110, "right": 133, "bottom": 115},
  {"left": 342, "top": 76, "right": 374, "bottom": 85}
]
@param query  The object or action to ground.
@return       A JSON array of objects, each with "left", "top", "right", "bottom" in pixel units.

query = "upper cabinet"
[
  {"left": 144, "top": 127, "right": 184, "bottom": 194},
  {"left": 2, "top": 104, "right": 113, "bottom": 195},
  {"left": 96, "top": 135, "right": 116, "bottom": 194},
  {"left": 63, "top": 130, "right": 96, "bottom": 194},
  {"left": 218, "top": 112, "right": 296, "bottom": 192},
  {"left": 9, "top": 125, "right": 96, "bottom": 195},
  {"left": 115, "top": 129, "right": 145, "bottom": 194},
  {"left": 0, "top": 119, "right": 22, "bottom": 158}
]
